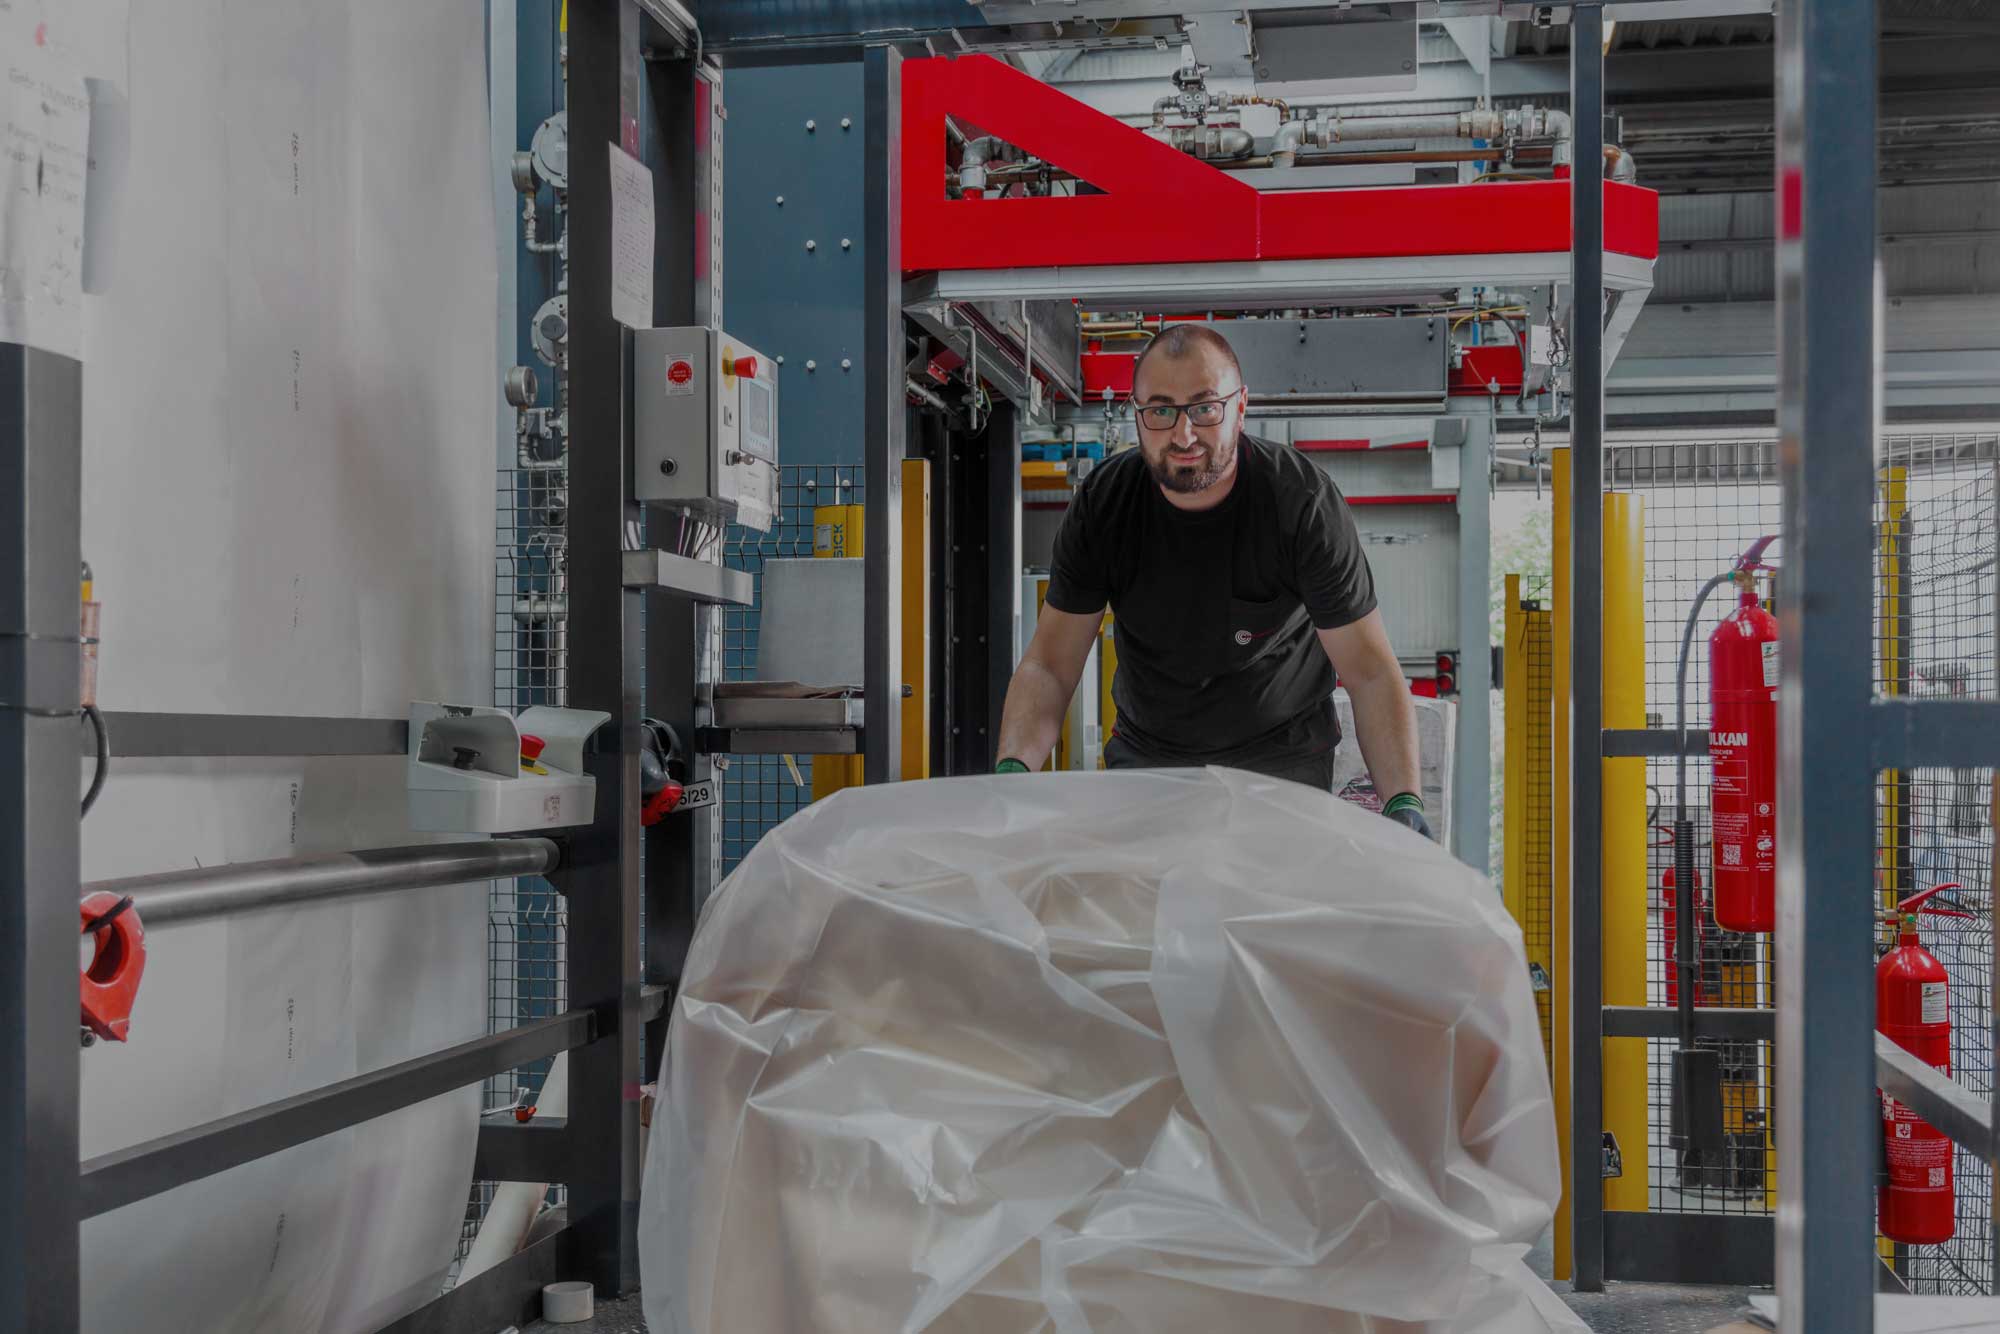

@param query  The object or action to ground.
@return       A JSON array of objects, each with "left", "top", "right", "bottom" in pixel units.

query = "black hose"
[
  {"left": 1674, "top": 571, "right": 1736, "bottom": 822},
  {"left": 81, "top": 704, "right": 108, "bottom": 817},
  {"left": 1674, "top": 817, "right": 1698, "bottom": 1046}
]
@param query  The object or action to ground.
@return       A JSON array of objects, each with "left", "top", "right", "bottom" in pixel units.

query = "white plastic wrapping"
[{"left": 642, "top": 768, "right": 1579, "bottom": 1334}]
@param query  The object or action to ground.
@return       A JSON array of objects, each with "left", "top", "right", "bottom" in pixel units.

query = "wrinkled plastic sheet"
[{"left": 642, "top": 768, "right": 1580, "bottom": 1333}]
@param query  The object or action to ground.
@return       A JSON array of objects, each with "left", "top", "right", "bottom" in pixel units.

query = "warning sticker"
[
  {"left": 1922, "top": 980, "right": 1948, "bottom": 1026},
  {"left": 1762, "top": 639, "right": 1779, "bottom": 688},
  {"left": 666, "top": 356, "right": 697, "bottom": 397}
]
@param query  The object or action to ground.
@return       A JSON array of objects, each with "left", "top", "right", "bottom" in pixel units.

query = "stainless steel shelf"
[
  {"left": 621, "top": 549, "right": 754, "bottom": 606},
  {"left": 711, "top": 695, "right": 863, "bottom": 730},
  {"left": 700, "top": 727, "right": 862, "bottom": 756}
]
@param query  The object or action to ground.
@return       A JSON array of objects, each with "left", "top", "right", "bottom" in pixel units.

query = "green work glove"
[
  {"left": 995, "top": 758, "right": 1030, "bottom": 775},
  {"left": 1383, "top": 791, "right": 1433, "bottom": 840}
]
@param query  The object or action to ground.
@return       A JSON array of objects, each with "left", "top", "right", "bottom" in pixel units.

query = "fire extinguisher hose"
[
  {"left": 1671, "top": 571, "right": 1733, "bottom": 1044},
  {"left": 1673, "top": 569, "right": 1736, "bottom": 826}
]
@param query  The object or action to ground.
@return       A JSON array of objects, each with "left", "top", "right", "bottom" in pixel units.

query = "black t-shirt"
[{"left": 1045, "top": 435, "right": 1377, "bottom": 764}]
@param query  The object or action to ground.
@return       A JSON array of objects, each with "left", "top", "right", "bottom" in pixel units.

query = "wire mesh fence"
[
  {"left": 1876, "top": 434, "right": 1997, "bottom": 1294},
  {"left": 720, "top": 463, "right": 864, "bottom": 873},
  {"left": 455, "top": 462, "right": 573, "bottom": 1278},
  {"left": 1596, "top": 431, "right": 1999, "bottom": 1283},
  {"left": 1521, "top": 589, "right": 1556, "bottom": 1066},
  {"left": 1604, "top": 438, "right": 1781, "bottom": 1217}
]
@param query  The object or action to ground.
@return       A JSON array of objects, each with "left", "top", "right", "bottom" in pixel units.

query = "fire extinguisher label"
[
  {"left": 1761, "top": 640, "right": 1779, "bottom": 688},
  {"left": 1922, "top": 981, "right": 1948, "bottom": 1025}
]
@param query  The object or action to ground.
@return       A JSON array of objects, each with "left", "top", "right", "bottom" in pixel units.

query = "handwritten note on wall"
[
  {"left": 608, "top": 141, "right": 654, "bottom": 331},
  {"left": 1, "top": 25, "right": 90, "bottom": 358}
]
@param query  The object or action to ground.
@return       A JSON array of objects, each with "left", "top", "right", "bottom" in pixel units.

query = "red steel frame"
[{"left": 901, "top": 55, "right": 1659, "bottom": 273}]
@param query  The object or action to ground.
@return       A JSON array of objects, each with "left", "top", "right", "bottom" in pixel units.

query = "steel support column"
[
  {"left": 640, "top": 31, "right": 710, "bottom": 1084},
  {"left": 1773, "top": 3, "right": 1879, "bottom": 1330},
  {"left": 0, "top": 344, "right": 82, "bottom": 1333},
  {"left": 1567, "top": 0, "right": 1608, "bottom": 1294},
  {"left": 864, "top": 46, "right": 906, "bottom": 784},
  {"left": 563, "top": 0, "right": 647, "bottom": 1298}
]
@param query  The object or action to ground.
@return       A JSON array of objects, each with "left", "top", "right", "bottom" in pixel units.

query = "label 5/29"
[{"left": 678, "top": 779, "right": 718, "bottom": 811}]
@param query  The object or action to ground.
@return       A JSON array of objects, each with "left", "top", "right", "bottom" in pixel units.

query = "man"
[{"left": 994, "top": 324, "right": 1432, "bottom": 839}]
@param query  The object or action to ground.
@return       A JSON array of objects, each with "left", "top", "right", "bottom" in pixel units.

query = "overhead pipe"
[
  {"left": 89, "top": 839, "right": 562, "bottom": 928},
  {"left": 1145, "top": 124, "right": 1255, "bottom": 161}
]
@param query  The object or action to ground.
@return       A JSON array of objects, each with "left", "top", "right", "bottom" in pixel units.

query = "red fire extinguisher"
[
  {"left": 1877, "top": 884, "right": 1971, "bottom": 1246},
  {"left": 1658, "top": 826, "right": 1711, "bottom": 1009},
  {"left": 1709, "top": 539, "right": 1780, "bottom": 933}
]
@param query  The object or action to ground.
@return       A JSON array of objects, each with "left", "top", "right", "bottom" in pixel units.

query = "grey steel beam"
[
  {"left": 474, "top": 1118, "right": 572, "bottom": 1183},
  {"left": 564, "top": 0, "right": 649, "bottom": 1300},
  {"left": 906, "top": 251, "right": 1655, "bottom": 311},
  {"left": 1567, "top": 0, "right": 1607, "bottom": 1295},
  {"left": 1602, "top": 1004, "right": 1775, "bottom": 1041},
  {"left": 89, "top": 839, "right": 560, "bottom": 928},
  {"left": 80, "top": 1009, "right": 594, "bottom": 1219},
  {"left": 864, "top": 46, "right": 906, "bottom": 786},
  {"left": 1875, "top": 1033, "right": 1995, "bottom": 1163},
  {"left": 1773, "top": 3, "right": 1880, "bottom": 1332},
  {"left": 1601, "top": 728, "right": 1709, "bottom": 759},
  {"left": 0, "top": 344, "right": 83, "bottom": 1332},
  {"left": 1603, "top": 1212, "right": 1774, "bottom": 1287},
  {"left": 639, "top": 26, "right": 714, "bottom": 1095},
  {"left": 90, "top": 712, "right": 407, "bottom": 758},
  {"left": 1869, "top": 698, "right": 2000, "bottom": 772}
]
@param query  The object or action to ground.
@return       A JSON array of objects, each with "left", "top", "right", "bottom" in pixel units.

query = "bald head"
[{"left": 1131, "top": 324, "right": 1242, "bottom": 397}]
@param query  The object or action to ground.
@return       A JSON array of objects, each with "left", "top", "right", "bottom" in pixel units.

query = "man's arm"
[
  {"left": 1317, "top": 609, "right": 1423, "bottom": 812},
  {"left": 996, "top": 606, "right": 1106, "bottom": 772}
]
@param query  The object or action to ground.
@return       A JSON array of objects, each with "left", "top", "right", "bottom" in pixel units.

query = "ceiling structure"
[{"left": 695, "top": 0, "right": 2000, "bottom": 424}]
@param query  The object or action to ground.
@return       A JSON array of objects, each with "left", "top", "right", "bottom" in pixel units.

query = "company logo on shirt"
[{"left": 1233, "top": 626, "right": 1279, "bottom": 647}]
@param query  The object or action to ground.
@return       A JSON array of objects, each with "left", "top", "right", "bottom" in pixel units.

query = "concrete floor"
[
  {"left": 518, "top": 1292, "right": 644, "bottom": 1333},
  {"left": 510, "top": 1228, "right": 1754, "bottom": 1332},
  {"left": 511, "top": 1285, "right": 1755, "bottom": 1333}
]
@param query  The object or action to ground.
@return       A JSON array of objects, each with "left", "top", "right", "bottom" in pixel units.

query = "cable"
[
  {"left": 81, "top": 704, "right": 108, "bottom": 817},
  {"left": 81, "top": 893, "right": 132, "bottom": 935},
  {"left": 1448, "top": 306, "right": 1527, "bottom": 332}
]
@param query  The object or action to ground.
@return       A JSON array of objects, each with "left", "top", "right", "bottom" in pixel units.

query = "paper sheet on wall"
[
  {"left": 74, "top": 2, "right": 499, "bottom": 1331},
  {"left": 609, "top": 141, "right": 654, "bottom": 329},
  {"left": 0, "top": 27, "right": 90, "bottom": 358}
]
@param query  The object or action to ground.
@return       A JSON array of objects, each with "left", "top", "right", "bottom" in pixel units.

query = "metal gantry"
[
  {"left": 1771, "top": 2, "right": 1885, "bottom": 1330},
  {"left": 1567, "top": 0, "right": 1610, "bottom": 1293}
]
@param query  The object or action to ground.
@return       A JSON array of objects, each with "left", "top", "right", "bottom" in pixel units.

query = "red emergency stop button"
[{"left": 727, "top": 355, "right": 758, "bottom": 380}]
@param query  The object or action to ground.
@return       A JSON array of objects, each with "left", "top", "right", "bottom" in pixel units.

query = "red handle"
[
  {"left": 1733, "top": 534, "right": 1780, "bottom": 573},
  {"left": 1895, "top": 884, "right": 1977, "bottom": 920},
  {"left": 641, "top": 781, "right": 685, "bottom": 828},
  {"left": 80, "top": 891, "right": 147, "bottom": 1043}
]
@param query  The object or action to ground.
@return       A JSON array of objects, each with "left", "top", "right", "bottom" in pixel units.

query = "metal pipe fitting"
[
  {"left": 92, "top": 839, "right": 563, "bottom": 928},
  {"left": 1147, "top": 125, "right": 1255, "bottom": 162}
]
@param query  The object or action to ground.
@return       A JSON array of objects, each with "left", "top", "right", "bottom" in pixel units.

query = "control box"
[{"left": 633, "top": 326, "right": 779, "bottom": 532}]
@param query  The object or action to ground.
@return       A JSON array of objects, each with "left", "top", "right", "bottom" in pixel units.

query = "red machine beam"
[{"left": 901, "top": 55, "right": 1659, "bottom": 273}]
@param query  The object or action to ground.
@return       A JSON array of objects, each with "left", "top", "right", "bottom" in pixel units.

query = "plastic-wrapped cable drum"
[{"left": 641, "top": 768, "right": 1580, "bottom": 1333}]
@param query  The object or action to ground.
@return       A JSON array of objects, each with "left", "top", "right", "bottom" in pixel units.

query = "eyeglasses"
[{"left": 1132, "top": 388, "right": 1242, "bottom": 431}]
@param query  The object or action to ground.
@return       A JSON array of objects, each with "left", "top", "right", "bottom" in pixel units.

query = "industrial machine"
[
  {"left": 897, "top": 51, "right": 1658, "bottom": 870},
  {"left": 633, "top": 326, "right": 781, "bottom": 533}
]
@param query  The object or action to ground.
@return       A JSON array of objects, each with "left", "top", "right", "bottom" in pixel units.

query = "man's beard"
[{"left": 1148, "top": 438, "right": 1234, "bottom": 494}]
